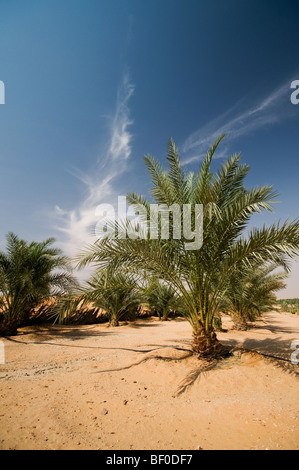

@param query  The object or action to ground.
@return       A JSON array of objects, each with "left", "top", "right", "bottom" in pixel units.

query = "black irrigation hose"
[
  {"left": 249, "top": 350, "right": 293, "bottom": 364},
  {"left": 4, "top": 336, "right": 192, "bottom": 354}
]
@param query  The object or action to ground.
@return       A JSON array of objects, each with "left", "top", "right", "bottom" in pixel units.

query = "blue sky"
[{"left": 0, "top": 0, "right": 299, "bottom": 296}]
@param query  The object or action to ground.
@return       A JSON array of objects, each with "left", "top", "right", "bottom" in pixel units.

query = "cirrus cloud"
[{"left": 53, "top": 69, "right": 134, "bottom": 269}]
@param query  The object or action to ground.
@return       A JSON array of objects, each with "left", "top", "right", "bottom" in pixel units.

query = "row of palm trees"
[
  {"left": 0, "top": 242, "right": 186, "bottom": 332},
  {"left": 0, "top": 245, "right": 285, "bottom": 334},
  {"left": 53, "top": 272, "right": 190, "bottom": 326},
  {"left": 1, "top": 135, "right": 299, "bottom": 358},
  {"left": 277, "top": 298, "right": 299, "bottom": 315}
]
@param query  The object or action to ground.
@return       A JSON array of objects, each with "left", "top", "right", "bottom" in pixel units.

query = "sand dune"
[{"left": 0, "top": 311, "right": 298, "bottom": 450}]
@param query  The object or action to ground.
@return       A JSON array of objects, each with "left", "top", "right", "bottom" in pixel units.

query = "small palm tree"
[
  {"left": 77, "top": 136, "right": 299, "bottom": 359},
  {"left": 0, "top": 233, "right": 76, "bottom": 336},
  {"left": 53, "top": 268, "right": 144, "bottom": 327},
  {"left": 146, "top": 278, "right": 187, "bottom": 320},
  {"left": 221, "top": 262, "right": 287, "bottom": 330}
]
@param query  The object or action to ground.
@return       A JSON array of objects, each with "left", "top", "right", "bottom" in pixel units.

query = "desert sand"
[{"left": 0, "top": 311, "right": 298, "bottom": 450}]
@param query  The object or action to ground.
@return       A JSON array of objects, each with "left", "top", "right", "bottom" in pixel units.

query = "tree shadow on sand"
[
  {"left": 241, "top": 337, "right": 298, "bottom": 375},
  {"left": 252, "top": 317, "right": 299, "bottom": 336},
  {"left": 3, "top": 324, "right": 123, "bottom": 350},
  {"left": 218, "top": 335, "right": 299, "bottom": 383},
  {"left": 176, "top": 330, "right": 299, "bottom": 396}
]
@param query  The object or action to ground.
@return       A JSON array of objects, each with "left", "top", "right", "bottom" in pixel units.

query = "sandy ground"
[{"left": 0, "top": 311, "right": 298, "bottom": 450}]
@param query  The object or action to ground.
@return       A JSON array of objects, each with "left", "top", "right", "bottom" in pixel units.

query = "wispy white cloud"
[
  {"left": 181, "top": 78, "right": 297, "bottom": 165},
  {"left": 53, "top": 70, "right": 134, "bottom": 266},
  {"left": 108, "top": 72, "right": 134, "bottom": 162},
  {"left": 181, "top": 146, "right": 229, "bottom": 166}
]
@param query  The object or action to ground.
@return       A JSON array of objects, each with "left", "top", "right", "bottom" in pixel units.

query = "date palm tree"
[
  {"left": 221, "top": 262, "right": 287, "bottom": 330},
  {"left": 76, "top": 135, "right": 299, "bottom": 359},
  {"left": 0, "top": 233, "right": 75, "bottom": 336},
  {"left": 146, "top": 278, "right": 188, "bottom": 320},
  {"left": 52, "top": 268, "right": 145, "bottom": 327}
]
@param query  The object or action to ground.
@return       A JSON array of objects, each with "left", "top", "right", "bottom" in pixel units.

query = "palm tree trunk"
[
  {"left": 232, "top": 312, "right": 248, "bottom": 331},
  {"left": 0, "top": 316, "right": 18, "bottom": 336},
  {"left": 161, "top": 307, "right": 169, "bottom": 321},
  {"left": 191, "top": 321, "right": 223, "bottom": 359},
  {"left": 109, "top": 316, "right": 119, "bottom": 327}
]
